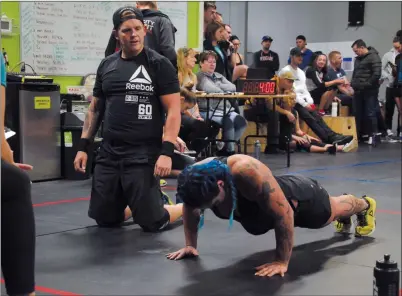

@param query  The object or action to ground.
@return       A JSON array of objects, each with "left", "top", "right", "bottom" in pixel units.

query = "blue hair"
[{"left": 176, "top": 159, "right": 237, "bottom": 231}]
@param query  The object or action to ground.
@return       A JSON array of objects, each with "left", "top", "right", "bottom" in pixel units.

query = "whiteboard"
[
  {"left": 306, "top": 41, "right": 357, "bottom": 72},
  {"left": 19, "top": 2, "right": 187, "bottom": 76}
]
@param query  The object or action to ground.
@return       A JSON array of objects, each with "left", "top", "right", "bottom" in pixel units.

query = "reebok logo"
[{"left": 126, "top": 65, "right": 154, "bottom": 92}]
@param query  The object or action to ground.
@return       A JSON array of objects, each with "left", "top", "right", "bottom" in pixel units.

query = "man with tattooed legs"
[{"left": 166, "top": 155, "right": 377, "bottom": 277}]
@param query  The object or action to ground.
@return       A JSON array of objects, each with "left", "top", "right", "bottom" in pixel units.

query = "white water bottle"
[{"left": 331, "top": 102, "right": 338, "bottom": 117}]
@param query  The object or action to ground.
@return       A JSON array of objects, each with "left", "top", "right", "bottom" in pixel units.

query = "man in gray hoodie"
[
  {"left": 105, "top": 2, "right": 177, "bottom": 68},
  {"left": 351, "top": 39, "right": 382, "bottom": 144},
  {"left": 381, "top": 36, "right": 401, "bottom": 136}
]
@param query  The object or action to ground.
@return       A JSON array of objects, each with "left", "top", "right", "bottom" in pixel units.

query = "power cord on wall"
[{"left": 9, "top": 61, "right": 37, "bottom": 75}]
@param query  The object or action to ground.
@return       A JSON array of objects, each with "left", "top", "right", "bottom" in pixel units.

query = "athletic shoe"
[
  {"left": 342, "top": 139, "right": 358, "bottom": 152},
  {"left": 334, "top": 193, "right": 353, "bottom": 234},
  {"left": 161, "top": 191, "right": 175, "bottom": 205},
  {"left": 332, "top": 134, "right": 353, "bottom": 145},
  {"left": 160, "top": 179, "right": 167, "bottom": 187},
  {"left": 334, "top": 217, "right": 353, "bottom": 234},
  {"left": 355, "top": 195, "right": 376, "bottom": 237},
  {"left": 383, "top": 135, "right": 399, "bottom": 143}
]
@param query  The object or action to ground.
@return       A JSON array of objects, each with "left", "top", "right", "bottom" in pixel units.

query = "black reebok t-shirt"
[{"left": 93, "top": 48, "right": 180, "bottom": 161}]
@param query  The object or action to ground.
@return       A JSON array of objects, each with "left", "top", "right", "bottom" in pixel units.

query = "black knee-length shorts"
[{"left": 88, "top": 148, "right": 169, "bottom": 232}]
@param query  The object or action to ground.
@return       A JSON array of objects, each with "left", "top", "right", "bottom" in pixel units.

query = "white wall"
[{"left": 216, "top": 1, "right": 401, "bottom": 100}]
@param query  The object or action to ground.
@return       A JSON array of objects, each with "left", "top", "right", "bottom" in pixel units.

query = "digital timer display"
[{"left": 239, "top": 79, "right": 277, "bottom": 95}]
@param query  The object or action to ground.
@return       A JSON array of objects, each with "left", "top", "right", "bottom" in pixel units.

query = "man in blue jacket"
[{"left": 287, "top": 35, "right": 313, "bottom": 70}]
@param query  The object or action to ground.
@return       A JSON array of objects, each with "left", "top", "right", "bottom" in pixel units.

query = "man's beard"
[{"left": 263, "top": 46, "right": 270, "bottom": 51}]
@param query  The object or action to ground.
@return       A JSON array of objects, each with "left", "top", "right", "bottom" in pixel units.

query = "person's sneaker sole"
[
  {"left": 343, "top": 139, "right": 358, "bottom": 152},
  {"left": 355, "top": 195, "right": 376, "bottom": 237}
]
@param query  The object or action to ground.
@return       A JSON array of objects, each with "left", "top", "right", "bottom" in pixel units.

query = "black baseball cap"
[
  {"left": 290, "top": 47, "right": 302, "bottom": 56},
  {"left": 113, "top": 6, "right": 144, "bottom": 29},
  {"left": 262, "top": 35, "right": 273, "bottom": 42}
]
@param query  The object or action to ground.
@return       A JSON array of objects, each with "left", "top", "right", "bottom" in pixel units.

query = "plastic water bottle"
[
  {"left": 254, "top": 140, "right": 261, "bottom": 160},
  {"left": 373, "top": 254, "right": 400, "bottom": 296},
  {"left": 331, "top": 102, "right": 338, "bottom": 117}
]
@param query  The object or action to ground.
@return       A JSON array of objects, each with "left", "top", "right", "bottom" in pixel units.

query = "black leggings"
[{"left": 1, "top": 159, "right": 36, "bottom": 295}]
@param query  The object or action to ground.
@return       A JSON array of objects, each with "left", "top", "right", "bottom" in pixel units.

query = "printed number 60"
[{"left": 138, "top": 104, "right": 152, "bottom": 115}]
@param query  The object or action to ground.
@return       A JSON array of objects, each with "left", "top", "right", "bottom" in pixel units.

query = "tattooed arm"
[
  {"left": 81, "top": 97, "right": 105, "bottom": 141},
  {"left": 230, "top": 156, "right": 294, "bottom": 266}
]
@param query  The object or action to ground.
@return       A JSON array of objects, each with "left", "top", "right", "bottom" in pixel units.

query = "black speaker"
[{"left": 348, "top": 1, "right": 365, "bottom": 27}]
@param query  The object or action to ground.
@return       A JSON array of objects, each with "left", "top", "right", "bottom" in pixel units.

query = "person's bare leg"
[
  {"left": 326, "top": 194, "right": 369, "bottom": 224},
  {"left": 232, "top": 65, "right": 248, "bottom": 82},
  {"left": 319, "top": 90, "right": 336, "bottom": 111},
  {"left": 309, "top": 145, "right": 331, "bottom": 153},
  {"left": 165, "top": 204, "right": 183, "bottom": 222},
  {"left": 123, "top": 204, "right": 183, "bottom": 223}
]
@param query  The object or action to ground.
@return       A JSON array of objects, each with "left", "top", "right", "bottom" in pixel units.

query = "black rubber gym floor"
[{"left": 2, "top": 144, "right": 401, "bottom": 295}]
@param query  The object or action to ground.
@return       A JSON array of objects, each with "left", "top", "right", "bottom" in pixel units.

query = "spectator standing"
[
  {"left": 287, "top": 35, "right": 313, "bottom": 70},
  {"left": 252, "top": 36, "right": 280, "bottom": 77},
  {"left": 105, "top": 2, "right": 177, "bottom": 69},
  {"left": 381, "top": 36, "right": 401, "bottom": 137},
  {"left": 203, "top": 22, "right": 231, "bottom": 81},
  {"left": 351, "top": 39, "right": 382, "bottom": 144},
  {"left": 203, "top": 2, "right": 217, "bottom": 33}
]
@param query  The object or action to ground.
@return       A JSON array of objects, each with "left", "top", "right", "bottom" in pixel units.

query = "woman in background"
[
  {"left": 305, "top": 52, "right": 345, "bottom": 115},
  {"left": 1, "top": 54, "right": 36, "bottom": 296},
  {"left": 177, "top": 47, "right": 215, "bottom": 156},
  {"left": 228, "top": 35, "right": 248, "bottom": 82},
  {"left": 203, "top": 21, "right": 231, "bottom": 81},
  {"left": 196, "top": 51, "right": 247, "bottom": 156}
]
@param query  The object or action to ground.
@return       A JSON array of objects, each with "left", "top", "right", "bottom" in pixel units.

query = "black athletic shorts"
[
  {"left": 310, "top": 88, "right": 327, "bottom": 105},
  {"left": 290, "top": 177, "right": 332, "bottom": 229},
  {"left": 88, "top": 148, "right": 170, "bottom": 232},
  {"left": 234, "top": 175, "right": 332, "bottom": 235}
]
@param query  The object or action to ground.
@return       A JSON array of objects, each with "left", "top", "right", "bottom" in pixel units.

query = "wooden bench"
[{"left": 300, "top": 115, "right": 358, "bottom": 152}]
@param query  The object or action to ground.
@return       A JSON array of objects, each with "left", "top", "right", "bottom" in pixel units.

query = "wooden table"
[{"left": 195, "top": 92, "right": 295, "bottom": 167}]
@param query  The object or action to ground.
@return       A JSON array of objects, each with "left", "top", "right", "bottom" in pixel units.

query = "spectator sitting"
[
  {"left": 176, "top": 48, "right": 213, "bottom": 155},
  {"left": 243, "top": 71, "right": 297, "bottom": 153},
  {"left": 203, "top": 21, "right": 232, "bottom": 81},
  {"left": 287, "top": 35, "right": 313, "bottom": 70},
  {"left": 196, "top": 51, "right": 247, "bottom": 156},
  {"left": 280, "top": 93, "right": 357, "bottom": 154},
  {"left": 305, "top": 51, "right": 345, "bottom": 115},
  {"left": 280, "top": 47, "right": 353, "bottom": 146},
  {"left": 228, "top": 35, "right": 248, "bottom": 82},
  {"left": 252, "top": 35, "right": 280, "bottom": 78},
  {"left": 328, "top": 50, "right": 354, "bottom": 112}
]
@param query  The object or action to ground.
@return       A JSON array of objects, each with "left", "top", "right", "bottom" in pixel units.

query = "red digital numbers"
[
  {"left": 259, "top": 82, "right": 276, "bottom": 94},
  {"left": 243, "top": 80, "right": 276, "bottom": 94}
]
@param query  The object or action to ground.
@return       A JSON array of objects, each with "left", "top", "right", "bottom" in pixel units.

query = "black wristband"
[
  {"left": 77, "top": 138, "right": 91, "bottom": 153},
  {"left": 160, "top": 141, "right": 175, "bottom": 157}
]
